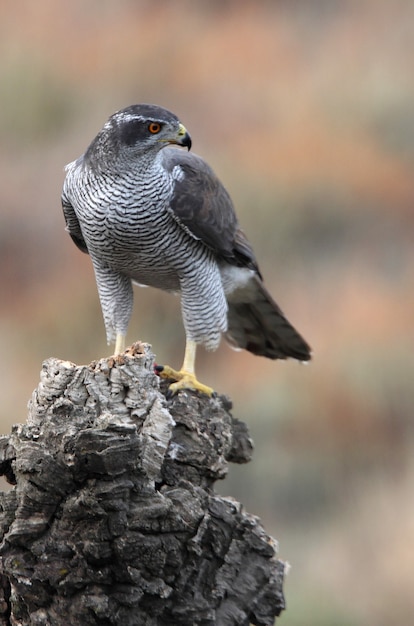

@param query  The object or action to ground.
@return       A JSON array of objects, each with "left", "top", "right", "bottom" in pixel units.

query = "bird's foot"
[{"left": 154, "top": 365, "right": 215, "bottom": 398}]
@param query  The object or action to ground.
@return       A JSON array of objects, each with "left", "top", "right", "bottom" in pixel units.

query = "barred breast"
[{"left": 64, "top": 154, "right": 228, "bottom": 350}]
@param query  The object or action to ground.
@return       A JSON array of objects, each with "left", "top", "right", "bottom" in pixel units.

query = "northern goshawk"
[{"left": 62, "top": 104, "right": 311, "bottom": 394}]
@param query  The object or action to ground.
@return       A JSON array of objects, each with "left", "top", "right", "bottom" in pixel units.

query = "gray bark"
[{"left": 0, "top": 342, "right": 285, "bottom": 625}]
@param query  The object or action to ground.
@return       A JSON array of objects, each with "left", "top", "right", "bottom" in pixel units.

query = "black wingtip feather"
[{"left": 225, "top": 277, "right": 312, "bottom": 363}]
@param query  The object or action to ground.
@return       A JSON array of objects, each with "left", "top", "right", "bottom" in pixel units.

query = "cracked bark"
[{"left": 0, "top": 342, "right": 285, "bottom": 625}]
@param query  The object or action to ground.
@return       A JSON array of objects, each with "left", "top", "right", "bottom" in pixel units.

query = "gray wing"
[
  {"left": 162, "top": 149, "right": 261, "bottom": 276},
  {"left": 61, "top": 174, "right": 88, "bottom": 254},
  {"left": 161, "top": 151, "right": 311, "bottom": 362}
]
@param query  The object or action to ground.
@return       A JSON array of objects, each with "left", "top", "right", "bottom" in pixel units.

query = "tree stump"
[{"left": 0, "top": 343, "right": 286, "bottom": 625}]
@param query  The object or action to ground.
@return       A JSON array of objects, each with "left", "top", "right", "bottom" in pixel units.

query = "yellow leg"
[
  {"left": 114, "top": 333, "right": 126, "bottom": 355},
  {"left": 181, "top": 339, "right": 197, "bottom": 375},
  {"left": 156, "top": 339, "right": 215, "bottom": 397}
]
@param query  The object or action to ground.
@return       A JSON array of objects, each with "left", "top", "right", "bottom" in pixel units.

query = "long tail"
[{"left": 225, "top": 276, "right": 311, "bottom": 361}]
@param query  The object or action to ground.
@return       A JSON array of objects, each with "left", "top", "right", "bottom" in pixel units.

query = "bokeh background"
[{"left": 1, "top": 1, "right": 413, "bottom": 624}]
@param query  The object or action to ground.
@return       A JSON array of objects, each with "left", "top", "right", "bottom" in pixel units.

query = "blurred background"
[{"left": 1, "top": 1, "right": 413, "bottom": 624}]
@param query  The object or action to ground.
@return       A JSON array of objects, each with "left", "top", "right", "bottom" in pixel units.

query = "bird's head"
[{"left": 87, "top": 104, "right": 192, "bottom": 167}]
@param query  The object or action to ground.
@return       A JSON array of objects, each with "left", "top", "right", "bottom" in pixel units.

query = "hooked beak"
[{"left": 171, "top": 123, "right": 192, "bottom": 151}]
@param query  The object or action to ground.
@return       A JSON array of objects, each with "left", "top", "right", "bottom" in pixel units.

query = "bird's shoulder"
[{"left": 161, "top": 149, "right": 260, "bottom": 273}]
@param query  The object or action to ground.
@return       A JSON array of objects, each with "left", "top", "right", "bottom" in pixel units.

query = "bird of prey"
[{"left": 62, "top": 104, "right": 311, "bottom": 395}]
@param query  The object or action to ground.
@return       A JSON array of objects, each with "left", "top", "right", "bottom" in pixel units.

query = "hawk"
[{"left": 62, "top": 104, "right": 311, "bottom": 395}]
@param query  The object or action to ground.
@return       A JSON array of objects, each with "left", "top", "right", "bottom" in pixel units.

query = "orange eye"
[{"left": 148, "top": 122, "right": 162, "bottom": 134}]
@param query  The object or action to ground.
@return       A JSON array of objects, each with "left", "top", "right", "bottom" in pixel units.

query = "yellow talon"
[
  {"left": 157, "top": 366, "right": 215, "bottom": 397},
  {"left": 155, "top": 339, "right": 215, "bottom": 397}
]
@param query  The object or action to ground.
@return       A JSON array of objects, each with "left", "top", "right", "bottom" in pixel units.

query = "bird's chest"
[
  {"left": 75, "top": 163, "right": 199, "bottom": 290},
  {"left": 81, "top": 177, "right": 193, "bottom": 287},
  {"left": 102, "top": 209, "right": 178, "bottom": 277},
  {"left": 104, "top": 195, "right": 170, "bottom": 245},
  {"left": 82, "top": 173, "right": 173, "bottom": 251}
]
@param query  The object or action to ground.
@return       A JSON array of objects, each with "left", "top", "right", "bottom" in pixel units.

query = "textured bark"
[{"left": 0, "top": 342, "right": 285, "bottom": 625}]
